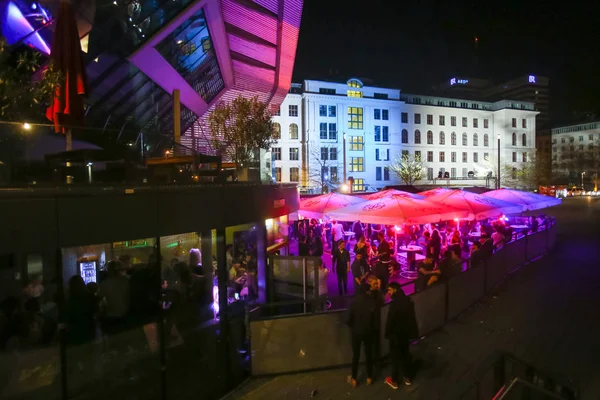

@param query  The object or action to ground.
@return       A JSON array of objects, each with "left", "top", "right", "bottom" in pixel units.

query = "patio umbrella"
[
  {"left": 418, "top": 187, "right": 453, "bottom": 197},
  {"left": 425, "top": 189, "right": 525, "bottom": 220},
  {"left": 481, "top": 188, "right": 562, "bottom": 211},
  {"left": 360, "top": 189, "right": 424, "bottom": 201},
  {"left": 299, "top": 192, "right": 367, "bottom": 219},
  {"left": 45, "top": 0, "right": 88, "bottom": 150},
  {"left": 328, "top": 196, "right": 469, "bottom": 225}
]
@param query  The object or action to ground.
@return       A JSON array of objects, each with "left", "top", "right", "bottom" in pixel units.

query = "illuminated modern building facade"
[
  {"left": 271, "top": 78, "right": 538, "bottom": 192},
  {"left": 551, "top": 121, "right": 600, "bottom": 179},
  {"left": 1, "top": 0, "right": 303, "bottom": 156}
]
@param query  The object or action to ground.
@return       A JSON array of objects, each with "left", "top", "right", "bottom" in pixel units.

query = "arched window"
[
  {"left": 473, "top": 133, "right": 478, "bottom": 146},
  {"left": 439, "top": 131, "right": 445, "bottom": 145},
  {"left": 289, "top": 123, "right": 298, "bottom": 140},
  {"left": 273, "top": 123, "right": 281, "bottom": 139},
  {"left": 401, "top": 129, "right": 408, "bottom": 144},
  {"left": 414, "top": 130, "right": 421, "bottom": 144},
  {"left": 483, "top": 133, "right": 489, "bottom": 147},
  {"left": 512, "top": 132, "right": 517, "bottom": 146},
  {"left": 347, "top": 78, "right": 363, "bottom": 98},
  {"left": 427, "top": 130, "right": 433, "bottom": 144},
  {"left": 451, "top": 132, "right": 457, "bottom": 145},
  {"left": 522, "top": 133, "right": 527, "bottom": 146},
  {"left": 462, "top": 132, "right": 468, "bottom": 146}
]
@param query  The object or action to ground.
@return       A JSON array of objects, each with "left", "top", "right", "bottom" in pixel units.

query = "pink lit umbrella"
[
  {"left": 425, "top": 189, "right": 524, "bottom": 220},
  {"left": 328, "top": 196, "right": 469, "bottom": 225},
  {"left": 481, "top": 188, "right": 562, "bottom": 211},
  {"left": 418, "top": 188, "right": 453, "bottom": 197},
  {"left": 360, "top": 189, "right": 424, "bottom": 201},
  {"left": 299, "top": 193, "right": 367, "bottom": 219}
]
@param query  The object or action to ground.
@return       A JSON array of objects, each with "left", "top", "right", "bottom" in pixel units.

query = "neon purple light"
[
  {"left": 2, "top": 1, "right": 51, "bottom": 54},
  {"left": 528, "top": 75, "right": 536, "bottom": 83}
]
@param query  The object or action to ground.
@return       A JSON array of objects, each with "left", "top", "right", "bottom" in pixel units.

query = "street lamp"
[
  {"left": 581, "top": 171, "right": 585, "bottom": 188},
  {"left": 22, "top": 123, "right": 31, "bottom": 130},
  {"left": 497, "top": 134, "right": 501, "bottom": 189}
]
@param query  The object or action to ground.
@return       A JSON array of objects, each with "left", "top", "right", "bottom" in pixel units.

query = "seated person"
[
  {"left": 228, "top": 259, "right": 246, "bottom": 293},
  {"left": 415, "top": 257, "right": 435, "bottom": 292},
  {"left": 480, "top": 233, "right": 494, "bottom": 258},
  {"left": 469, "top": 241, "right": 485, "bottom": 268}
]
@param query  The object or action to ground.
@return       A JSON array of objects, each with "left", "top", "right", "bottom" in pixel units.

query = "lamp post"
[
  {"left": 497, "top": 134, "right": 501, "bottom": 189},
  {"left": 581, "top": 171, "right": 585, "bottom": 188},
  {"left": 343, "top": 132, "right": 347, "bottom": 184}
]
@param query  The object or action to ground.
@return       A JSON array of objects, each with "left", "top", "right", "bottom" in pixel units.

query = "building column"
[
  {"left": 215, "top": 228, "right": 231, "bottom": 387},
  {"left": 255, "top": 221, "right": 267, "bottom": 303}
]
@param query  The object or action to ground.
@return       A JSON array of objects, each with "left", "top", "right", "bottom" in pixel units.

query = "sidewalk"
[{"left": 225, "top": 199, "right": 600, "bottom": 400}]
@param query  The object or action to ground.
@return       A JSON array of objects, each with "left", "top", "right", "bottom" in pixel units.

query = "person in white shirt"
[{"left": 331, "top": 220, "right": 345, "bottom": 248}]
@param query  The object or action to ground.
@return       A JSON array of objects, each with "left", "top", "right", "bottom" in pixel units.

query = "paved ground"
[{"left": 225, "top": 197, "right": 600, "bottom": 400}]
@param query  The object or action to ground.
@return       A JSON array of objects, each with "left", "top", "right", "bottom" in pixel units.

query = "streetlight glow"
[{"left": 23, "top": 123, "right": 31, "bottom": 130}]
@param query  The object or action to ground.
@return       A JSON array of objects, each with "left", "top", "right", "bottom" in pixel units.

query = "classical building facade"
[
  {"left": 271, "top": 78, "right": 538, "bottom": 192},
  {"left": 551, "top": 121, "right": 600, "bottom": 181}
]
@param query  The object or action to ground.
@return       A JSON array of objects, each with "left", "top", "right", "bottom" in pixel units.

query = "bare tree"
[
  {"left": 307, "top": 141, "right": 341, "bottom": 193},
  {"left": 206, "top": 96, "right": 275, "bottom": 179},
  {"left": 513, "top": 152, "right": 551, "bottom": 189},
  {"left": 478, "top": 155, "right": 514, "bottom": 187},
  {"left": 388, "top": 153, "right": 426, "bottom": 185}
]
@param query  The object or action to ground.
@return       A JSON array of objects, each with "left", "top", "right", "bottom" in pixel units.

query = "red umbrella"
[{"left": 45, "top": 0, "right": 87, "bottom": 140}]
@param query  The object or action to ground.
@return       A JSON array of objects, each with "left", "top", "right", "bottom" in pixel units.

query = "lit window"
[
  {"left": 289, "top": 148, "right": 299, "bottom": 161},
  {"left": 289, "top": 167, "right": 299, "bottom": 182},
  {"left": 348, "top": 107, "right": 364, "bottom": 129},
  {"left": 349, "top": 136, "right": 364, "bottom": 151},
  {"left": 289, "top": 123, "right": 298, "bottom": 140},
  {"left": 348, "top": 90, "right": 363, "bottom": 98},
  {"left": 350, "top": 157, "right": 364, "bottom": 172},
  {"left": 273, "top": 123, "right": 281, "bottom": 139},
  {"left": 352, "top": 178, "right": 365, "bottom": 192}
]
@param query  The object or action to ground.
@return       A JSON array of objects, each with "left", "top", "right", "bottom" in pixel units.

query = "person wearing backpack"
[{"left": 384, "top": 282, "right": 417, "bottom": 389}]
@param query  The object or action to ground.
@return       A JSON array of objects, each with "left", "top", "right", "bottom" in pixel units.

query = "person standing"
[
  {"left": 374, "top": 232, "right": 391, "bottom": 292},
  {"left": 385, "top": 282, "right": 416, "bottom": 389},
  {"left": 331, "top": 220, "right": 345, "bottom": 249},
  {"left": 332, "top": 241, "right": 350, "bottom": 295},
  {"left": 351, "top": 252, "right": 368, "bottom": 295},
  {"left": 347, "top": 275, "right": 381, "bottom": 387}
]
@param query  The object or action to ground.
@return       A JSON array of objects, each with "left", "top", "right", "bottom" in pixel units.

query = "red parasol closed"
[{"left": 45, "top": 0, "right": 87, "bottom": 135}]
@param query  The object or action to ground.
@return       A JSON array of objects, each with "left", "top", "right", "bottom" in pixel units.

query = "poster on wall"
[{"left": 79, "top": 261, "right": 97, "bottom": 284}]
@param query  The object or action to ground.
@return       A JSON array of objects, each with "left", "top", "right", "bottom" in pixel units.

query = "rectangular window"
[
  {"left": 350, "top": 157, "right": 364, "bottom": 172},
  {"left": 415, "top": 150, "right": 421, "bottom": 161},
  {"left": 320, "top": 147, "right": 328, "bottom": 160},
  {"left": 330, "top": 166, "right": 338, "bottom": 182},
  {"left": 329, "top": 147, "right": 337, "bottom": 160},
  {"left": 349, "top": 136, "right": 364, "bottom": 151},
  {"left": 589, "top": 134, "right": 594, "bottom": 140},
  {"left": 289, "top": 105, "right": 298, "bottom": 117},
  {"left": 512, "top": 118, "right": 517, "bottom": 128},
  {"left": 374, "top": 126, "right": 381, "bottom": 142},
  {"left": 374, "top": 109, "right": 381, "bottom": 120},
  {"left": 382, "top": 126, "right": 389, "bottom": 142},
  {"left": 451, "top": 116, "right": 456, "bottom": 126},
  {"left": 375, "top": 149, "right": 380, "bottom": 161},
  {"left": 320, "top": 123, "right": 327, "bottom": 139},
  {"left": 439, "top": 151, "right": 445, "bottom": 162},
  {"left": 579, "top": 136, "right": 584, "bottom": 142},
  {"left": 484, "top": 119, "right": 489, "bottom": 129},
  {"left": 473, "top": 118, "right": 478, "bottom": 128},
  {"left": 319, "top": 88, "right": 335, "bottom": 95},
  {"left": 462, "top": 117, "right": 468, "bottom": 127},
  {"left": 439, "top": 115, "right": 445, "bottom": 126},
  {"left": 289, "top": 167, "right": 299, "bottom": 182},
  {"left": 272, "top": 147, "right": 281, "bottom": 160},
  {"left": 522, "top": 152, "right": 527, "bottom": 162},
  {"left": 512, "top": 152, "right": 517, "bottom": 162},
  {"left": 329, "top": 123, "right": 337, "bottom": 140},
  {"left": 348, "top": 107, "right": 364, "bottom": 129},
  {"left": 275, "top": 167, "right": 281, "bottom": 182},
  {"left": 462, "top": 152, "right": 467, "bottom": 162},
  {"left": 484, "top": 152, "right": 489, "bottom": 161},
  {"left": 414, "top": 113, "right": 421, "bottom": 124},
  {"left": 427, "top": 114, "right": 433, "bottom": 125},
  {"left": 289, "top": 147, "right": 299, "bottom": 161},
  {"left": 522, "top": 119, "right": 527, "bottom": 128},
  {"left": 319, "top": 105, "right": 327, "bottom": 116},
  {"left": 329, "top": 106, "right": 336, "bottom": 117},
  {"left": 348, "top": 90, "right": 363, "bottom": 98},
  {"left": 384, "top": 167, "right": 390, "bottom": 181},
  {"left": 473, "top": 152, "right": 478, "bottom": 162},
  {"left": 385, "top": 149, "right": 390, "bottom": 161},
  {"left": 352, "top": 178, "right": 365, "bottom": 192},
  {"left": 376, "top": 166, "right": 382, "bottom": 181},
  {"left": 451, "top": 168, "right": 456, "bottom": 178},
  {"left": 427, "top": 151, "right": 433, "bottom": 162},
  {"left": 427, "top": 167, "right": 434, "bottom": 180},
  {"left": 401, "top": 112, "right": 408, "bottom": 123},
  {"left": 462, "top": 168, "right": 468, "bottom": 178},
  {"left": 451, "top": 152, "right": 456, "bottom": 162},
  {"left": 382, "top": 109, "right": 389, "bottom": 120},
  {"left": 402, "top": 150, "right": 409, "bottom": 157},
  {"left": 374, "top": 93, "right": 388, "bottom": 99}
]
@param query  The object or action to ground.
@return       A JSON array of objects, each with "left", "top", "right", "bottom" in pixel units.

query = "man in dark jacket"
[
  {"left": 332, "top": 241, "right": 351, "bottom": 295},
  {"left": 347, "top": 275, "right": 381, "bottom": 387},
  {"left": 351, "top": 252, "right": 369, "bottom": 295},
  {"left": 384, "top": 282, "right": 415, "bottom": 389}
]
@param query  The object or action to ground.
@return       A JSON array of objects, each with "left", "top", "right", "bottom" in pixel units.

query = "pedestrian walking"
[
  {"left": 384, "top": 282, "right": 418, "bottom": 389},
  {"left": 347, "top": 275, "right": 381, "bottom": 387}
]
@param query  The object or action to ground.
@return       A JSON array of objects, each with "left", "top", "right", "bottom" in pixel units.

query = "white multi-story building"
[
  {"left": 270, "top": 78, "right": 538, "bottom": 192},
  {"left": 550, "top": 121, "right": 600, "bottom": 177}
]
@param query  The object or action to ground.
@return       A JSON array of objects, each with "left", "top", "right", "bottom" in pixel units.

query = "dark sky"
[{"left": 292, "top": 0, "right": 600, "bottom": 124}]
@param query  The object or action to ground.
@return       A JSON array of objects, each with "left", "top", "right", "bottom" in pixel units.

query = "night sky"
[{"left": 292, "top": 0, "right": 600, "bottom": 124}]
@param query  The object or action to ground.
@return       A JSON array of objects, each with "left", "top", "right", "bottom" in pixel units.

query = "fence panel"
[
  {"left": 447, "top": 266, "right": 485, "bottom": 320},
  {"left": 410, "top": 283, "right": 446, "bottom": 335},
  {"left": 504, "top": 237, "right": 527, "bottom": 270},
  {"left": 526, "top": 230, "right": 547, "bottom": 261},
  {"left": 486, "top": 248, "right": 507, "bottom": 290}
]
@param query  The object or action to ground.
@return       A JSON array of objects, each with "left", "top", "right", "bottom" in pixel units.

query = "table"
[
  {"left": 398, "top": 245, "right": 422, "bottom": 279},
  {"left": 468, "top": 232, "right": 481, "bottom": 238},
  {"left": 510, "top": 225, "right": 529, "bottom": 230}
]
